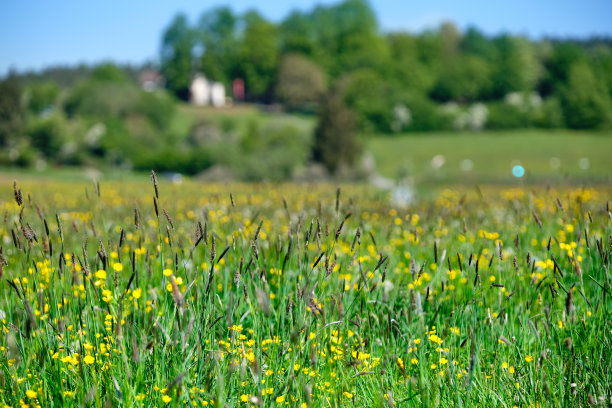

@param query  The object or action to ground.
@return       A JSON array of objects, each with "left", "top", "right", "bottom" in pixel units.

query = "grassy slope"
[
  {"left": 170, "top": 103, "right": 316, "bottom": 139},
  {"left": 366, "top": 130, "right": 612, "bottom": 184}
]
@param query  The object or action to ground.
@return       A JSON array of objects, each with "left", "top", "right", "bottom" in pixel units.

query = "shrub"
[
  {"left": 485, "top": 102, "right": 532, "bottom": 129},
  {"left": 27, "top": 114, "right": 66, "bottom": 158},
  {"left": 313, "top": 90, "right": 360, "bottom": 174}
]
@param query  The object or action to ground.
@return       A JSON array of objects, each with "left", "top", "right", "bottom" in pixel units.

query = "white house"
[{"left": 190, "top": 74, "right": 226, "bottom": 107}]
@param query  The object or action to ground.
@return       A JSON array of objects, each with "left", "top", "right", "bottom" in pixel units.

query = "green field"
[
  {"left": 0, "top": 177, "right": 610, "bottom": 407},
  {"left": 366, "top": 130, "right": 612, "bottom": 184},
  {"left": 170, "top": 104, "right": 316, "bottom": 139}
]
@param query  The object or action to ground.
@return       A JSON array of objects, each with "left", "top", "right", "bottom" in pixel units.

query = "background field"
[{"left": 366, "top": 129, "right": 612, "bottom": 184}]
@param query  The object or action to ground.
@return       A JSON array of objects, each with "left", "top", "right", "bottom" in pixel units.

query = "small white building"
[{"left": 190, "top": 74, "right": 225, "bottom": 107}]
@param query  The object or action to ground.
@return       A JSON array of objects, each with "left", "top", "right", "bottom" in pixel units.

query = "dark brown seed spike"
[
  {"left": 532, "top": 211, "right": 542, "bottom": 229},
  {"left": 151, "top": 170, "right": 159, "bottom": 199}
]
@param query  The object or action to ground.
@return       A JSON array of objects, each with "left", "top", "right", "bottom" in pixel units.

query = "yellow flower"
[
  {"left": 95, "top": 269, "right": 107, "bottom": 280},
  {"left": 240, "top": 394, "right": 249, "bottom": 402},
  {"left": 502, "top": 361, "right": 508, "bottom": 369},
  {"left": 525, "top": 355, "right": 534, "bottom": 363},
  {"left": 102, "top": 289, "right": 113, "bottom": 303},
  {"left": 162, "top": 395, "right": 172, "bottom": 403},
  {"left": 26, "top": 390, "right": 37, "bottom": 399},
  {"left": 275, "top": 396, "right": 285, "bottom": 403},
  {"left": 113, "top": 263, "right": 123, "bottom": 272},
  {"left": 509, "top": 366, "right": 515, "bottom": 374},
  {"left": 343, "top": 391, "right": 354, "bottom": 398},
  {"left": 84, "top": 355, "right": 95, "bottom": 365},
  {"left": 132, "top": 288, "right": 142, "bottom": 299},
  {"left": 163, "top": 268, "right": 173, "bottom": 277}
]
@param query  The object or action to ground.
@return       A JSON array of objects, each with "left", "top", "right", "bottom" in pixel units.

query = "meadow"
[
  {"left": 366, "top": 130, "right": 612, "bottom": 184},
  {"left": 0, "top": 176, "right": 610, "bottom": 407}
]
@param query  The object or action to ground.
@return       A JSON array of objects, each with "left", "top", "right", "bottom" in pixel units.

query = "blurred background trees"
[{"left": 2, "top": 0, "right": 611, "bottom": 177}]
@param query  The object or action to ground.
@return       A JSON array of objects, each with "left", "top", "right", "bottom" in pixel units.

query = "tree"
[
  {"left": 237, "top": 11, "right": 279, "bottom": 101},
  {"left": 276, "top": 54, "right": 326, "bottom": 112},
  {"left": 386, "top": 32, "right": 436, "bottom": 95},
  {"left": 280, "top": 10, "right": 316, "bottom": 57},
  {"left": 490, "top": 35, "right": 540, "bottom": 98},
  {"left": 161, "top": 14, "right": 195, "bottom": 100},
  {"left": 26, "top": 81, "right": 60, "bottom": 115},
  {"left": 560, "top": 62, "right": 612, "bottom": 129},
  {"left": 313, "top": 89, "right": 360, "bottom": 174},
  {"left": 430, "top": 55, "right": 491, "bottom": 102},
  {"left": 0, "top": 74, "right": 25, "bottom": 147},
  {"left": 28, "top": 114, "right": 66, "bottom": 158},
  {"left": 539, "top": 42, "right": 585, "bottom": 97},
  {"left": 308, "top": 0, "right": 390, "bottom": 76},
  {"left": 460, "top": 27, "right": 497, "bottom": 61},
  {"left": 199, "top": 7, "right": 238, "bottom": 85},
  {"left": 341, "top": 69, "right": 394, "bottom": 132}
]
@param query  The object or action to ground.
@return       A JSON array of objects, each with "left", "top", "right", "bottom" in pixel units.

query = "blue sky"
[{"left": 1, "top": 0, "right": 611, "bottom": 75}]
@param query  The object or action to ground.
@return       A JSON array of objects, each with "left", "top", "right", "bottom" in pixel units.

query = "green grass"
[
  {"left": 170, "top": 103, "right": 316, "bottom": 139},
  {"left": 0, "top": 177, "right": 610, "bottom": 407},
  {"left": 366, "top": 130, "right": 612, "bottom": 184}
]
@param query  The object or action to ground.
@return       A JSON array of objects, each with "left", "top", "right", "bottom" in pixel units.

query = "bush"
[
  {"left": 237, "top": 122, "right": 311, "bottom": 180},
  {"left": 313, "top": 90, "right": 360, "bottom": 174},
  {"left": 27, "top": 114, "right": 66, "bottom": 158},
  {"left": 135, "top": 91, "right": 176, "bottom": 130},
  {"left": 341, "top": 69, "right": 394, "bottom": 133},
  {"left": 64, "top": 81, "right": 139, "bottom": 119},
  {"left": 402, "top": 94, "right": 453, "bottom": 132},
  {"left": 532, "top": 97, "right": 565, "bottom": 128},
  {"left": 485, "top": 102, "right": 532, "bottom": 129},
  {"left": 26, "top": 81, "right": 60, "bottom": 115},
  {"left": 0, "top": 75, "right": 25, "bottom": 147},
  {"left": 276, "top": 53, "right": 327, "bottom": 113},
  {"left": 560, "top": 62, "right": 612, "bottom": 129}
]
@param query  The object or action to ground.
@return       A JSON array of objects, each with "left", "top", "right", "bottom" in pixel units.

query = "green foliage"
[
  {"left": 490, "top": 35, "right": 540, "bottom": 98},
  {"left": 485, "top": 102, "right": 532, "bottom": 129},
  {"left": 276, "top": 54, "right": 327, "bottom": 112},
  {"left": 560, "top": 62, "right": 612, "bottom": 129},
  {"left": 387, "top": 33, "right": 436, "bottom": 94},
  {"left": 161, "top": 14, "right": 196, "bottom": 100},
  {"left": 27, "top": 114, "right": 66, "bottom": 158},
  {"left": 238, "top": 12, "right": 279, "bottom": 100},
  {"left": 430, "top": 55, "right": 491, "bottom": 102},
  {"left": 26, "top": 81, "right": 60, "bottom": 115},
  {"left": 342, "top": 70, "right": 451, "bottom": 133},
  {"left": 0, "top": 74, "right": 26, "bottom": 147},
  {"left": 532, "top": 97, "right": 565, "bottom": 128},
  {"left": 0, "top": 180, "right": 610, "bottom": 406},
  {"left": 539, "top": 42, "right": 585, "bottom": 97},
  {"left": 279, "top": 11, "right": 316, "bottom": 55},
  {"left": 198, "top": 7, "right": 239, "bottom": 86},
  {"left": 135, "top": 91, "right": 176, "bottom": 130},
  {"left": 90, "top": 63, "right": 128, "bottom": 82},
  {"left": 149, "top": 0, "right": 612, "bottom": 135},
  {"left": 236, "top": 122, "right": 311, "bottom": 180},
  {"left": 342, "top": 69, "right": 395, "bottom": 133},
  {"left": 64, "top": 80, "right": 140, "bottom": 119},
  {"left": 313, "top": 89, "right": 360, "bottom": 173},
  {"left": 403, "top": 94, "right": 453, "bottom": 131}
]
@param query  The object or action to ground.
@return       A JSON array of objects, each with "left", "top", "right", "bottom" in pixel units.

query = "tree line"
[{"left": 161, "top": 0, "right": 612, "bottom": 132}]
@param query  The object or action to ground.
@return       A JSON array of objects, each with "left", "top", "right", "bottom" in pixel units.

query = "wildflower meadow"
[{"left": 0, "top": 176, "right": 610, "bottom": 407}]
